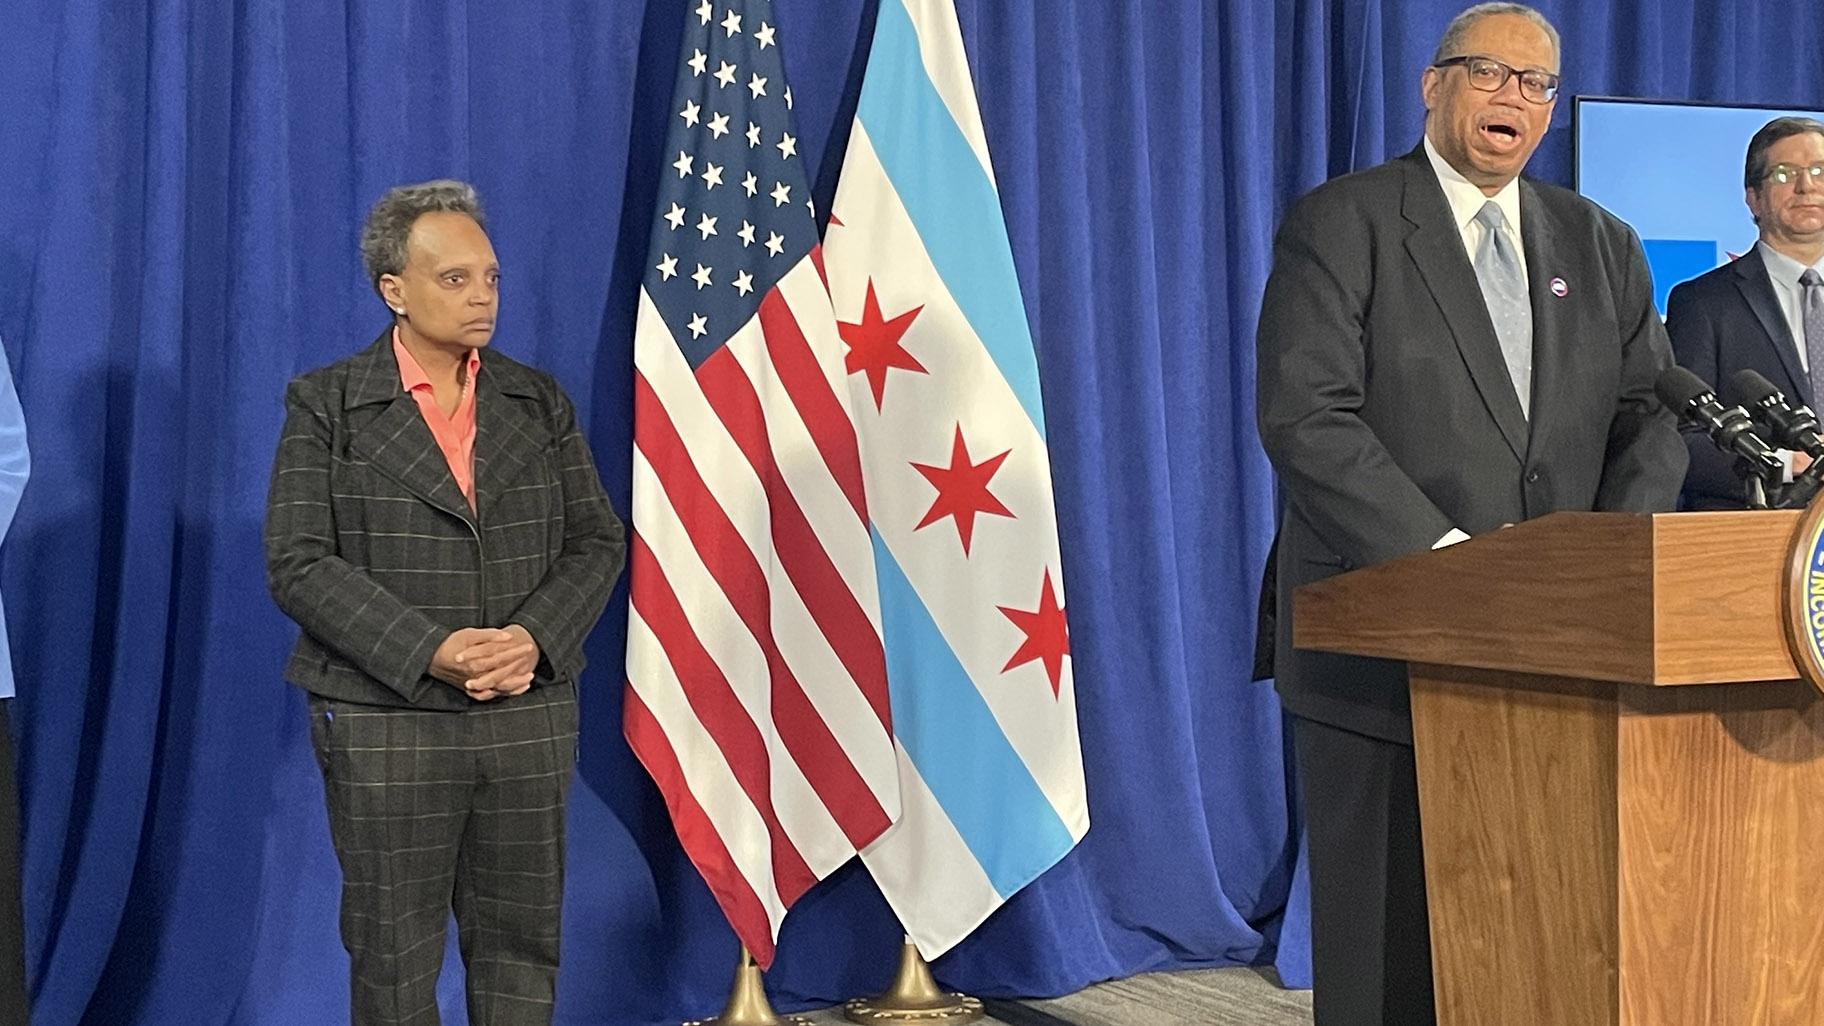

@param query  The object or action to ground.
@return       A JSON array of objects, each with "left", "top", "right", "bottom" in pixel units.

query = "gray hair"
[
  {"left": 359, "top": 179, "right": 487, "bottom": 294},
  {"left": 1432, "top": 3, "right": 1561, "bottom": 69}
]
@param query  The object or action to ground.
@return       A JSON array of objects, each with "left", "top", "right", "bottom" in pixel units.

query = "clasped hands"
[{"left": 430, "top": 624, "right": 541, "bottom": 701}]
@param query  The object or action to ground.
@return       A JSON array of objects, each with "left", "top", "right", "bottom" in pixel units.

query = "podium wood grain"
[{"left": 1296, "top": 512, "right": 1824, "bottom": 1026}]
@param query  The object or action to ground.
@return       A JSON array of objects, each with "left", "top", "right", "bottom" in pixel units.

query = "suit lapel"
[
  {"left": 1518, "top": 180, "right": 1571, "bottom": 458},
  {"left": 1735, "top": 249, "right": 1812, "bottom": 407},
  {"left": 473, "top": 359, "right": 546, "bottom": 524},
  {"left": 1400, "top": 149, "right": 1529, "bottom": 460},
  {"left": 344, "top": 330, "right": 476, "bottom": 526}
]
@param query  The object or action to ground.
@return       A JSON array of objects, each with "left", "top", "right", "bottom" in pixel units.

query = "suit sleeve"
[
  {"left": 1592, "top": 230, "right": 1689, "bottom": 512},
  {"left": 1255, "top": 197, "right": 1458, "bottom": 569},
  {"left": 1663, "top": 279, "right": 1740, "bottom": 506},
  {"left": 507, "top": 384, "right": 626, "bottom": 685},
  {"left": 264, "top": 377, "right": 448, "bottom": 703}
]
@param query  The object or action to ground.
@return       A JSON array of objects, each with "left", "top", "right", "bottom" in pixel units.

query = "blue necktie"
[{"left": 1473, "top": 201, "right": 1534, "bottom": 418}]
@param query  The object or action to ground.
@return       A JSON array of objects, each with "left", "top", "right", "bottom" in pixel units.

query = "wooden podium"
[{"left": 1294, "top": 510, "right": 1824, "bottom": 1026}]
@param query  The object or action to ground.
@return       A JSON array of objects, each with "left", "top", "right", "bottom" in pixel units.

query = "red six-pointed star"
[
  {"left": 837, "top": 279, "right": 926, "bottom": 410},
  {"left": 999, "top": 569, "right": 1070, "bottom": 699},
  {"left": 910, "top": 426, "right": 1016, "bottom": 555}
]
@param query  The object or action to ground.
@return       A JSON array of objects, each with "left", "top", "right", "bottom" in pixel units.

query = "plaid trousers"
[{"left": 309, "top": 682, "right": 579, "bottom": 1026}]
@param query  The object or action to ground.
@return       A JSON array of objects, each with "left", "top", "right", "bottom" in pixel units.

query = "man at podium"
[{"left": 1254, "top": 3, "right": 1685, "bottom": 1023}]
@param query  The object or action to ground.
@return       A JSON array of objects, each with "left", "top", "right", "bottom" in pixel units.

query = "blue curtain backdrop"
[{"left": 0, "top": 1, "right": 1820, "bottom": 1024}]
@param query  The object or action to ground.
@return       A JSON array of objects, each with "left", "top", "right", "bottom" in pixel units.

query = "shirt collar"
[
  {"left": 1756, "top": 240, "right": 1824, "bottom": 289},
  {"left": 392, "top": 325, "right": 481, "bottom": 392},
  {"left": 1424, "top": 134, "right": 1523, "bottom": 238}
]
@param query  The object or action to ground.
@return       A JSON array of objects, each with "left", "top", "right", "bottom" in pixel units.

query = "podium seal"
[{"left": 1783, "top": 501, "right": 1824, "bottom": 693}]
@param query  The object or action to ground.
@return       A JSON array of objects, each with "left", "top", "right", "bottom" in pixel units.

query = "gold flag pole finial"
[
  {"left": 843, "top": 939, "right": 983, "bottom": 1024},
  {"left": 685, "top": 947, "right": 814, "bottom": 1026}
]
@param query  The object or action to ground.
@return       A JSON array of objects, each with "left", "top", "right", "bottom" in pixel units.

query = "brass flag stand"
[
  {"left": 685, "top": 947, "right": 813, "bottom": 1026},
  {"left": 843, "top": 939, "right": 982, "bottom": 1024}
]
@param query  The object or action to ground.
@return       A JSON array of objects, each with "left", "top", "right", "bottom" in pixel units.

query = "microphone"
[
  {"left": 1656, "top": 366, "right": 1783, "bottom": 508},
  {"left": 1723, "top": 369, "right": 1824, "bottom": 458}
]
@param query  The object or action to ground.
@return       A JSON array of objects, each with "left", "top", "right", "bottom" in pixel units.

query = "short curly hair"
[{"left": 359, "top": 180, "right": 487, "bottom": 295}]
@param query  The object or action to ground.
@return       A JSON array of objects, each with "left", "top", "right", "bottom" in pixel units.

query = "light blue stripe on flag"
[
  {"left": 855, "top": 0, "right": 1046, "bottom": 437},
  {"left": 871, "top": 532, "right": 1076, "bottom": 898}
]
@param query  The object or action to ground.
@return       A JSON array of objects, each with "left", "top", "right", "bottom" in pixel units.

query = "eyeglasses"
[
  {"left": 1432, "top": 55, "right": 1560, "bottom": 104},
  {"left": 1765, "top": 163, "right": 1824, "bottom": 187}
]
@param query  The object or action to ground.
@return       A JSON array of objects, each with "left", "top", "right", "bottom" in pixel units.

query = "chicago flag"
[{"left": 825, "top": 0, "right": 1090, "bottom": 957}]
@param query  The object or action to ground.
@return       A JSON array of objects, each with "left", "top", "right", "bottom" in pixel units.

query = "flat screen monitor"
[{"left": 1574, "top": 97, "right": 1824, "bottom": 314}]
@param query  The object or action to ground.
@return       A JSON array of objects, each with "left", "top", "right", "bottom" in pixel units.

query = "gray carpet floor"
[{"left": 799, "top": 967, "right": 1313, "bottom": 1026}]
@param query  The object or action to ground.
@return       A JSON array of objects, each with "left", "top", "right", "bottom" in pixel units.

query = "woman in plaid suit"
[{"left": 265, "top": 180, "right": 625, "bottom": 1026}]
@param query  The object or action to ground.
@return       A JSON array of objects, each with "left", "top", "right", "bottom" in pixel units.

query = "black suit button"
[{"left": 1526, "top": 470, "right": 1540, "bottom": 483}]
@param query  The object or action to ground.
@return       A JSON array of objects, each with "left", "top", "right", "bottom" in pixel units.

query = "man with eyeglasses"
[
  {"left": 1667, "top": 117, "right": 1824, "bottom": 509},
  {"left": 1256, "top": 4, "right": 1684, "bottom": 1023}
]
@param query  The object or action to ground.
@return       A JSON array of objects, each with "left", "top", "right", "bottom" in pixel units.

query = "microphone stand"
[{"left": 1737, "top": 458, "right": 1774, "bottom": 510}]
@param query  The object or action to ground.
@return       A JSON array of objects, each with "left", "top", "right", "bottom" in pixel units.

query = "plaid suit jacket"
[{"left": 265, "top": 329, "right": 625, "bottom": 711}]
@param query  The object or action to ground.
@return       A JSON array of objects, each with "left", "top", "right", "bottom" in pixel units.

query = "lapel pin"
[{"left": 1549, "top": 277, "right": 1569, "bottom": 297}]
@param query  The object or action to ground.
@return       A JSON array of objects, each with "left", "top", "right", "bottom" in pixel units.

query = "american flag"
[{"left": 622, "top": 0, "right": 900, "bottom": 968}]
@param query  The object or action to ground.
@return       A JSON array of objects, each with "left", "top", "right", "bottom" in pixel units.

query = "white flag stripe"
[
  {"left": 830, "top": 127, "right": 1085, "bottom": 807},
  {"left": 636, "top": 344, "right": 887, "bottom": 878},
  {"left": 626, "top": 606, "right": 789, "bottom": 935},
  {"left": 766, "top": 563, "right": 903, "bottom": 806},
  {"left": 860, "top": 745, "right": 1007, "bottom": 952},
  {"left": 777, "top": 261, "right": 863, "bottom": 424},
  {"left": 629, "top": 450, "right": 775, "bottom": 758},
  {"left": 636, "top": 291, "right": 774, "bottom": 561},
  {"left": 898, "top": 0, "right": 995, "bottom": 187},
  {"left": 635, "top": 431, "right": 895, "bottom": 866},
  {"left": 725, "top": 328, "right": 883, "bottom": 632}
]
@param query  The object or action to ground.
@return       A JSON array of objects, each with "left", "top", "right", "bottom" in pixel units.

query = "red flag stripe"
[
  {"left": 760, "top": 286, "right": 869, "bottom": 525},
  {"left": 622, "top": 685, "right": 778, "bottom": 968},
  {"left": 626, "top": 533, "right": 819, "bottom": 906},
  {"left": 695, "top": 348, "right": 895, "bottom": 733},
  {"left": 632, "top": 371, "right": 893, "bottom": 845}
]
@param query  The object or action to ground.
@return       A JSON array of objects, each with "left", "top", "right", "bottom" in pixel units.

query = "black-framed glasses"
[
  {"left": 1432, "top": 55, "right": 1560, "bottom": 104},
  {"left": 1765, "top": 163, "right": 1824, "bottom": 187}
]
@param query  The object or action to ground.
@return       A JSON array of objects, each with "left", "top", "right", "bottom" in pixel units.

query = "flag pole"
[
  {"left": 842, "top": 937, "right": 982, "bottom": 1024},
  {"left": 686, "top": 947, "right": 813, "bottom": 1026}
]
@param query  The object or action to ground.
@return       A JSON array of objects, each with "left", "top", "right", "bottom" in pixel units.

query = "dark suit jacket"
[
  {"left": 1255, "top": 145, "right": 1686, "bottom": 744},
  {"left": 265, "top": 330, "right": 626, "bottom": 711},
  {"left": 1666, "top": 247, "right": 1809, "bottom": 510}
]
